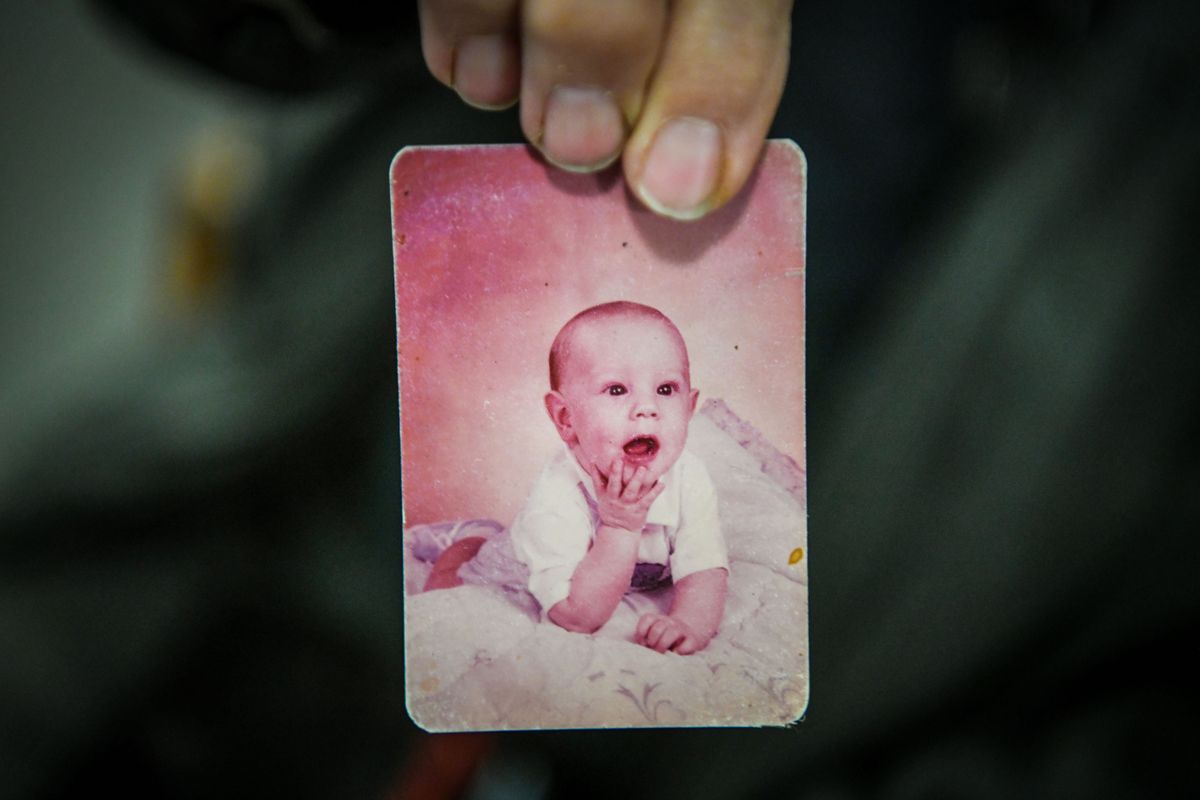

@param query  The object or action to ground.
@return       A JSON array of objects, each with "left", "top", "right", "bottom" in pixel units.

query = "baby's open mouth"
[{"left": 623, "top": 436, "right": 659, "bottom": 458}]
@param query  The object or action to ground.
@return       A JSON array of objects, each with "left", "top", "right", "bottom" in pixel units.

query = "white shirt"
[{"left": 509, "top": 446, "right": 728, "bottom": 615}]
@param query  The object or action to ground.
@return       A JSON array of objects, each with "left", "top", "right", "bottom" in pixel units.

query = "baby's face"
[{"left": 549, "top": 315, "right": 698, "bottom": 485}]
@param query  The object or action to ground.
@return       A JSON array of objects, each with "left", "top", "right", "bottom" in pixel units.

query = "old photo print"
[{"left": 392, "top": 142, "right": 807, "bottom": 730}]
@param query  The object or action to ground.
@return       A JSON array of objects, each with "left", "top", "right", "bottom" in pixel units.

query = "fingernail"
[
  {"left": 637, "top": 117, "right": 722, "bottom": 220},
  {"left": 453, "top": 35, "right": 519, "bottom": 110},
  {"left": 540, "top": 86, "right": 624, "bottom": 172}
]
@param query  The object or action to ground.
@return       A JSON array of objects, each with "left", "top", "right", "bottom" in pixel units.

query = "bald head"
[{"left": 549, "top": 301, "right": 690, "bottom": 391}]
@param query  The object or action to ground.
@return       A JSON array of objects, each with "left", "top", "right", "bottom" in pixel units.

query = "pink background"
[{"left": 392, "top": 143, "right": 806, "bottom": 527}]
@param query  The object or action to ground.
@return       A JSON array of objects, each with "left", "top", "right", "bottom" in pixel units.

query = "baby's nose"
[{"left": 632, "top": 398, "right": 659, "bottom": 418}]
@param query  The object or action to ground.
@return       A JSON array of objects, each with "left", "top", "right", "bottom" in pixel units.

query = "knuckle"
[
  {"left": 643, "top": 2, "right": 791, "bottom": 119},
  {"left": 427, "top": 0, "right": 518, "bottom": 35},
  {"left": 524, "top": 0, "right": 659, "bottom": 55}
]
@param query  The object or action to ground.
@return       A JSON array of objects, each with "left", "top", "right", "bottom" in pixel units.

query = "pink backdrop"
[{"left": 392, "top": 142, "right": 806, "bottom": 527}]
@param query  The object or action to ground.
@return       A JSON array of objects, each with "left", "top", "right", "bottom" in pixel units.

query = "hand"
[
  {"left": 417, "top": 0, "right": 794, "bottom": 220},
  {"left": 635, "top": 612, "right": 707, "bottom": 655},
  {"left": 586, "top": 457, "right": 665, "bottom": 532}
]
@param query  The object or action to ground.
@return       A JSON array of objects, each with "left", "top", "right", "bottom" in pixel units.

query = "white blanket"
[{"left": 403, "top": 401, "right": 808, "bottom": 730}]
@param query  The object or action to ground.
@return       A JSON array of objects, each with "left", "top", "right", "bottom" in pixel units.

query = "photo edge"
[
  {"left": 771, "top": 138, "right": 808, "bottom": 177},
  {"left": 405, "top": 693, "right": 450, "bottom": 734}
]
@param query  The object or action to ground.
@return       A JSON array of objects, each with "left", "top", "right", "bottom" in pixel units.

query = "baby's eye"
[
  {"left": 606, "top": 384, "right": 627, "bottom": 396},
  {"left": 657, "top": 383, "right": 676, "bottom": 396}
]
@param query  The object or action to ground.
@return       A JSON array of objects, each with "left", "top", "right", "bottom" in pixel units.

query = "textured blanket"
[{"left": 403, "top": 400, "right": 808, "bottom": 730}]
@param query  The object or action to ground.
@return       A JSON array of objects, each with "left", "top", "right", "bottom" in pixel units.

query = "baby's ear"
[
  {"left": 544, "top": 391, "right": 576, "bottom": 443},
  {"left": 688, "top": 388, "right": 700, "bottom": 416}
]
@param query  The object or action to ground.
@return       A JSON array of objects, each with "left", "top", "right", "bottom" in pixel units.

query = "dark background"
[{"left": 2, "top": 1, "right": 1197, "bottom": 798}]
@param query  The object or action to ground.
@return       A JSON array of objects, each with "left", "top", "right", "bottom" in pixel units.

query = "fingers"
[
  {"left": 607, "top": 457, "right": 624, "bottom": 500},
  {"left": 621, "top": 465, "right": 646, "bottom": 501},
  {"left": 519, "top": 0, "right": 668, "bottom": 170},
  {"left": 641, "top": 479, "right": 667, "bottom": 508},
  {"left": 418, "top": 0, "right": 792, "bottom": 220},
  {"left": 638, "top": 614, "right": 657, "bottom": 642},
  {"left": 637, "top": 614, "right": 678, "bottom": 652},
  {"left": 636, "top": 613, "right": 665, "bottom": 646},
  {"left": 608, "top": 459, "right": 658, "bottom": 501},
  {"left": 593, "top": 458, "right": 661, "bottom": 530},
  {"left": 418, "top": 0, "right": 521, "bottom": 109},
  {"left": 636, "top": 614, "right": 698, "bottom": 653},
  {"left": 622, "top": 467, "right": 663, "bottom": 507},
  {"left": 624, "top": 0, "right": 793, "bottom": 219},
  {"left": 672, "top": 635, "right": 699, "bottom": 655},
  {"left": 647, "top": 618, "right": 686, "bottom": 653},
  {"left": 585, "top": 460, "right": 606, "bottom": 498}
]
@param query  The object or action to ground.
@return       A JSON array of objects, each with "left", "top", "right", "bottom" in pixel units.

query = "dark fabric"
[
  {"left": 86, "top": 0, "right": 422, "bottom": 94},
  {"left": 630, "top": 562, "right": 671, "bottom": 593},
  {"left": 4, "top": 1, "right": 1198, "bottom": 798}
]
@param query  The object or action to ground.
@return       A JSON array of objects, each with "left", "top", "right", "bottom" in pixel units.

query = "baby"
[{"left": 425, "top": 301, "right": 728, "bottom": 654}]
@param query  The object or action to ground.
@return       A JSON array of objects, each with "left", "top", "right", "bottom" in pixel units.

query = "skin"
[
  {"left": 541, "top": 313, "right": 727, "bottom": 651},
  {"left": 417, "top": 0, "right": 794, "bottom": 220},
  {"left": 545, "top": 313, "right": 697, "bottom": 490},
  {"left": 423, "top": 536, "right": 487, "bottom": 590},
  {"left": 635, "top": 567, "right": 727, "bottom": 654}
]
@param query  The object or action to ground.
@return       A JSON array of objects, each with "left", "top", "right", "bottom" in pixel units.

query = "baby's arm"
[
  {"left": 547, "top": 524, "right": 638, "bottom": 633},
  {"left": 548, "top": 459, "right": 665, "bottom": 633},
  {"left": 636, "top": 566, "right": 728, "bottom": 655}
]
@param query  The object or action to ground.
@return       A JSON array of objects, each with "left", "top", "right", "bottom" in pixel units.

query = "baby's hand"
[
  {"left": 586, "top": 457, "right": 665, "bottom": 533},
  {"left": 635, "top": 613, "right": 707, "bottom": 655},
  {"left": 417, "top": 0, "right": 793, "bottom": 220}
]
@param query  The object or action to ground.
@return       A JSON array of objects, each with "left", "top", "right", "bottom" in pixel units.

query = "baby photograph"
[{"left": 392, "top": 142, "right": 808, "bottom": 731}]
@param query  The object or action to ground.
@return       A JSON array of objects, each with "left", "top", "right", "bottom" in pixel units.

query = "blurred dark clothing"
[
  {"left": 3, "top": 0, "right": 1197, "bottom": 798},
  {"left": 91, "top": 0, "right": 421, "bottom": 93}
]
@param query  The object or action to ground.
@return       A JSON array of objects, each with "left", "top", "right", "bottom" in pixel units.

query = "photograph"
[
  {"left": 392, "top": 142, "right": 807, "bottom": 731},
  {"left": 7, "top": 2, "right": 1194, "bottom": 796}
]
